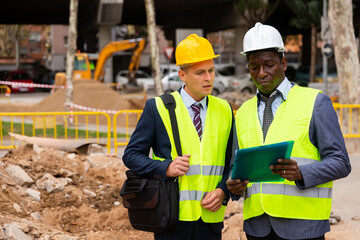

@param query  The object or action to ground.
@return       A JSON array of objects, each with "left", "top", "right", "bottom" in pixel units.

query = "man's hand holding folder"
[
  {"left": 270, "top": 158, "right": 303, "bottom": 182},
  {"left": 230, "top": 141, "right": 295, "bottom": 184},
  {"left": 226, "top": 179, "right": 249, "bottom": 196}
]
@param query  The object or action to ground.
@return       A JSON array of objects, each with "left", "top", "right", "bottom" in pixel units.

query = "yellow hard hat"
[{"left": 175, "top": 34, "right": 219, "bottom": 66}]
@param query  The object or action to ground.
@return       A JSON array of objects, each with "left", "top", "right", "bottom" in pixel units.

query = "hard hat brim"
[
  {"left": 240, "top": 47, "right": 285, "bottom": 56},
  {"left": 175, "top": 55, "right": 220, "bottom": 66}
]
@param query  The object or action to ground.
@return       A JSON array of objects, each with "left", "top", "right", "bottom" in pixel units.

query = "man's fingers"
[
  {"left": 226, "top": 179, "right": 241, "bottom": 186},
  {"left": 226, "top": 179, "right": 248, "bottom": 195},
  {"left": 201, "top": 193, "right": 220, "bottom": 212},
  {"left": 202, "top": 192, "right": 216, "bottom": 203}
]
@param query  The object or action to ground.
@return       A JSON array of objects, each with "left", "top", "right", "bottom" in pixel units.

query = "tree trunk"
[
  {"left": 15, "top": 39, "right": 20, "bottom": 69},
  {"left": 144, "top": 0, "right": 163, "bottom": 96},
  {"left": 309, "top": 23, "right": 317, "bottom": 83},
  {"left": 329, "top": 0, "right": 360, "bottom": 153},
  {"left": 329, "top": 0, "right": 360, "bottom": 104},
  {"left": 65, "top": 0, "right": 78, "bottom": 121}
]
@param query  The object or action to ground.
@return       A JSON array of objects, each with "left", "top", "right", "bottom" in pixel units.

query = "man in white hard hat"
[
  {"left": 123, "top": 34, "right": 235, "bottom": 239},
  {"left": 226, "top": 22, "right": 351, "bottom": 240}
]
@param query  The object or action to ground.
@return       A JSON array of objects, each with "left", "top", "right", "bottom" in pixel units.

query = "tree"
[
  {"left": 227, "top": 0, "right": 281, "bottom": 75},
  {"left": 65, "top": 0, "right": 78, "bottom": 121},
  {"left": 328, "top": 0, "right": 360, "bottom": 104},
  {"left": 144, "top": 0, "right": 163, "bottom": 96},
  {"left": 286, "top": 0, "right": 323, "bottom": 83},
  {"left": 0, "top": 25, "right": 29, "bottom": 69},
  {"left": 229, "top": 0, "right": 281, "bottom": 28},
  {"left": 329, "top": 0, "right": 360, "bottom": 153}
]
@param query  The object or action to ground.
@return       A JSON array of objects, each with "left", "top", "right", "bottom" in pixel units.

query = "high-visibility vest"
[
  {"left": 236, "top": 85, "right": 333, "bottom": 220},
  {"left": 154, "top": 91, "right": 232, "bottom": 223}
]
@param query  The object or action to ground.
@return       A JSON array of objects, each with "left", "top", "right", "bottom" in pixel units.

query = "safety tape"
[
  {"left": 0, "top": 80, "right": 71, "bottom": 89},
  {"left": 65, "top": 102, "right": 118, "bottom": 114}
]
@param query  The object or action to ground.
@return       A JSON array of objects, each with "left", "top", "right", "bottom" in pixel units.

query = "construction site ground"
[{"left": 0, "top": 81, "right": 358, "bottom": 240}]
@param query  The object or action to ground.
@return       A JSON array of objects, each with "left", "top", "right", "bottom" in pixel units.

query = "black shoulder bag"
[{"left": 120, "top": 93, "right": 181, "bottom": 234}]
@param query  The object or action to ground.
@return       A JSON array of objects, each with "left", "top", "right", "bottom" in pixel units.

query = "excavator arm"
[{"left": 93, "top": 38, "right": 146, "bottom": 81}]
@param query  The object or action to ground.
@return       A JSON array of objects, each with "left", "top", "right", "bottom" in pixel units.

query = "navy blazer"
[{"left": 122, "top": 95, "right": 235, "bottom": 201}]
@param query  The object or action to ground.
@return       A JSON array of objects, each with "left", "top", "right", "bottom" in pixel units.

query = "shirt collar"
[
  {"left": 257, "top": 77, "right": 292, "bottom": 102},
  {"left": 180, "top": 86, "right": 207, "bottom": 108}
]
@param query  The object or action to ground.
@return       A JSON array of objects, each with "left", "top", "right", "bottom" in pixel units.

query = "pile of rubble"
[
  {"left": 0, "top": 143, "right": 144, "bottom": 239},
  {"left": 0, "top": 142, "right": 245, "bottom": 240}
]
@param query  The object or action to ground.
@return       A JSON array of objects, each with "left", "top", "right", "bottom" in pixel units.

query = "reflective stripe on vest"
[
  {"left": 155, "top": 91, "right": 232, "bottom": 223},
  {"left": 292, "top": 156, "right": 318, "bottom": 166},
  {"left": 186, "top": 164, "right": 224, "bottom": 176},
  {"left": 236, "top": 85, "right": 333, "bottom": 220},
  {"left": 180, "top": 190, "right": 204, "bottom": 201},
  {"left": 246, "top": 183, "right": 332, "bottom": 199}
]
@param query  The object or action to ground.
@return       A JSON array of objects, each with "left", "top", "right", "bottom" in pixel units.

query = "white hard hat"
[{"left": 241, "top": 22, "right": 285, "bottom": 56}]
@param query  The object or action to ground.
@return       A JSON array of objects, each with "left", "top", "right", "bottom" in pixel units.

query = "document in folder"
[{"left": 231, "top": 140, "right": 294, "bottom": 182}]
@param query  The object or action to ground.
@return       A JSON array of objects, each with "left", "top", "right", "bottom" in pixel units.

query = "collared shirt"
[
  {"left": 257, "top": 77, "right": 292, "bottom": 127},
  {"left": 180, "top": 86, "right": 207, "bottom": 133}
]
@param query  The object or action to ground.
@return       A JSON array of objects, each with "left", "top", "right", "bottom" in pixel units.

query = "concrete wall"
[
  {"left": 51, "top": 25, "right": 68, "bottom": 54},
  {"left": 50, "top": 25, "right": 68, "bottom": 71},
  {"left": 50, "top": 54, "right": 66, "bottom": 71}
]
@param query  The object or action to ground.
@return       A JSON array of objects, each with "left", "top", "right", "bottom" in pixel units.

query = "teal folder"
[{"left": 231, "top": 140, "right": 294, "bottom": 182}]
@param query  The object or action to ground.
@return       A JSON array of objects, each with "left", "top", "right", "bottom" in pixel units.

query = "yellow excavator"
[{"left": 54, "top": 38, "right": 146, "bottom": 88}]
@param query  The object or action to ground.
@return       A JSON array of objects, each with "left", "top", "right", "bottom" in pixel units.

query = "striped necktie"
[
  {"left": 261, "top": 92, "right": 279, "bottom": 140},
  {"left": 191, "top": 103, "right": 202, "bottom": 139}
]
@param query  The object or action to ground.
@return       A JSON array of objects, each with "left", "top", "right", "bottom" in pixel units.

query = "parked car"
[
  {"left": 160, "top": 64, "right": 179, "bottom": 77},
  {"left": 294, "top": 65, "right": 338, "bottom": 86},
  {"left": 115, "top": 70, "right": 155, "bottom": 91},
  {"left": 229, "top": 73, "right": 257, "bottom": 94},
  {"left": 19, "top": 63, "right": 51, "bottom": 84},
  {"left": 161, "top": 72, "right": 225, "bottom": 96},
  {"left": 6, "top": 70, "right": 35, "bottom": 93},
  {"left": 214, "top": 70, "right": 256, "bottom": 93},
  {"left": 215, "top": 64, "right": 235, "bottom": 76}
]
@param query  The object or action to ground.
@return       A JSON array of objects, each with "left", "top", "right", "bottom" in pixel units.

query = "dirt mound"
[
  {"left": 0, "top": 80, "right": 146, "bottom": 127},
  {"left": 0, "top": 144, "right": 151, "bottom": 239},
  {"left": 0, "top": 144, "right": 245, "bottom": 239},
  {"left": 25, "top": 79, "right": 146, "bottom": 112}
]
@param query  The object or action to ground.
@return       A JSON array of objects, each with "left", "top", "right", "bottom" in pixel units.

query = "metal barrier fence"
[
  {"left": 0, "top": 85, "right": 10, "bottom": 102},
  {"left": 113, "top": 110, "right": 142, "bottom": 155},
  {"left": 112, "top": 104, "right": 360, "bottom": 153},
  {"left": 0, "top": 112, "right": 112, "bottom": 153},
  {"left": 2, "top": 103, "right": 359, "bottom": 155},
  {"left": 333, "top": 103, "right": 360, "bottom": 138}
]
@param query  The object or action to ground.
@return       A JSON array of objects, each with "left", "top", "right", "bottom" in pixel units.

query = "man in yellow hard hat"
[
  {"left": 123, "top": 34, "right": 235, "bottom": 239},
  {"left": 227, "top": 22, "right": 351, "bottom": 240}
]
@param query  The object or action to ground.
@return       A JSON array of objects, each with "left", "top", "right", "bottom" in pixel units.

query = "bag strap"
[{"left": 160, "top": 93, "right": 182, "bottom": 156}]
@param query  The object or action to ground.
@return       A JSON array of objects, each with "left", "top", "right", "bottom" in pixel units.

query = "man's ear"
[
  {"left": 281, "top": 56, "right": 288, "bottom": 72},
  {"left": 178, "top": 69, "right": 187, "bottom": 84}
]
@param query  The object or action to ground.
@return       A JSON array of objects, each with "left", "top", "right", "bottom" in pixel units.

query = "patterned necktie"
[
  {"left": 191, "top": 103, "right": 202, "bottom": 139},
  {"left": 261, "top": 92, "right": 279, "bottom": 140}
]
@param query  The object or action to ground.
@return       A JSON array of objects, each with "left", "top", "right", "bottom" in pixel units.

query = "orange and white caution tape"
[
  {"left": 65, "top": 102, "right": 118, "bottom": 114},
  {"left": 69, "top": 104, "right": 74, "bottom": 124},
  {"left": 0, "top": 81, "right": 71, "bottom": 89}
]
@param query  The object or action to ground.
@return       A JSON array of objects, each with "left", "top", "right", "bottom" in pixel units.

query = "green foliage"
[{"left": 286, "top": 0, "right": 322, "bottom": 29}]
